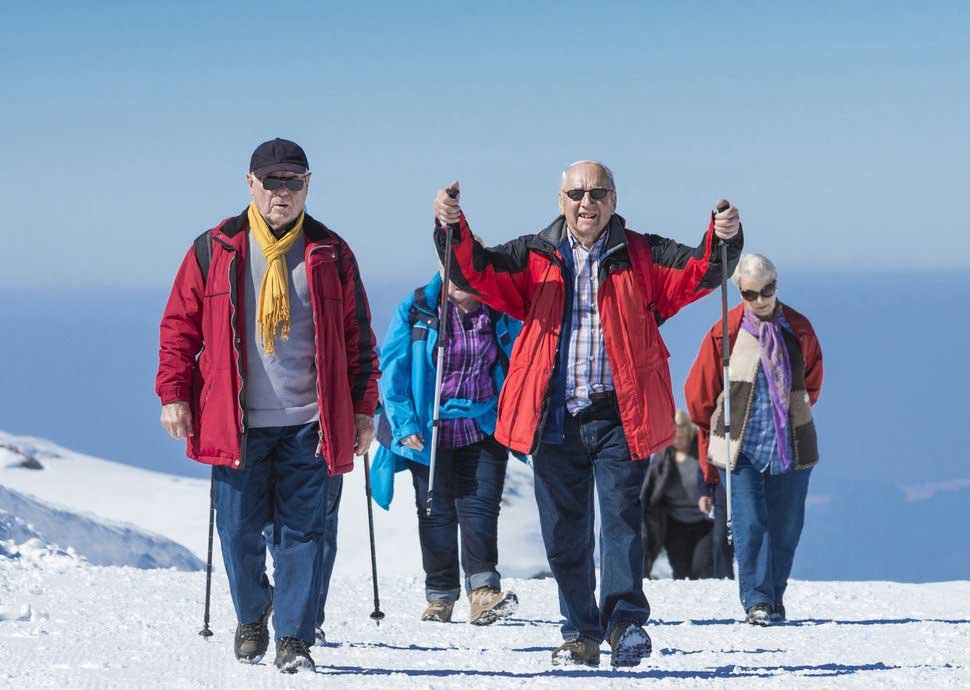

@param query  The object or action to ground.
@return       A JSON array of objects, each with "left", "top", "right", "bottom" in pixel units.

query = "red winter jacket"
[
  {"left": 156, "top": 210, "right": 380, "bottom": 475},
  {"left": 685, "top": 303, "right": 823, "bottom": 483},
  {"left": 434, "top": 213, "right": 742, "bottom": 460}
]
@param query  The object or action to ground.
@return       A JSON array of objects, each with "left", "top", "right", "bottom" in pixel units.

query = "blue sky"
[{"left": 1, "top": 1, "right": 968, "bottom": 288}]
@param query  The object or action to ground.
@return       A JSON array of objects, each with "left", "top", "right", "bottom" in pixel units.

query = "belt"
[{"left": 573, "top": 391, "right": 619, "bottom": 424}]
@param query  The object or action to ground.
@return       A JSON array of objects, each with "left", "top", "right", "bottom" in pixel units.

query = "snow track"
[{"left": 1, "top": 559, "right": 967, "bottom": 689}]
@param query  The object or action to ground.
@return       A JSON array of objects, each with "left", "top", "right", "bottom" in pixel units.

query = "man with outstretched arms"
[{"left": 432, "top": 161, "right": 741, "bottom": 667}]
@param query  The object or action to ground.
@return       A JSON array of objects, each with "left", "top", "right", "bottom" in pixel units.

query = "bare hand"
[
  {"left": 434, "top": 181, "right": 462, "bottom": 226},
  {"left": 160, "top": 401, "right": 193, "bottom": 440},
  {"left": 698, "top": 495, "right": 713, "bottom": 516},
  {"left": 713, "top": 198, "right": 740, "bottom": 240},
  {"left": 401, "top": 433, "right": 425, "bottom": 451},
  {"left": 354, "top": 414, "right": 375, "bottom": 456}
]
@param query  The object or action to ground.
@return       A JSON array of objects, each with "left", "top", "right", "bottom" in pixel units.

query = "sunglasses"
[
  {"left": 260, "top": 175, "right": 308, "bottom": 192},
  {"left": 563, "top": 188, "right": 612, "bottom": 201},
  {"left": 740, "top": 281, "right": 777, "bottom": 302}
]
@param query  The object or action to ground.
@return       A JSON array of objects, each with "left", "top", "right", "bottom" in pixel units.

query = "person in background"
[
  {"left": 642, "top": 410, "right": 713, "bottom": 580},
  {"left": 686, "top": 254, "right": 823, "bottom": 626},
  {"left": 370, "top": 263, "right": 522, "bottom": 625}
]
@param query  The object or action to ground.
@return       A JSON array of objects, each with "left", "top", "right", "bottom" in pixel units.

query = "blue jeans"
[
  {"left": 213, "top": 422, "right": 329, "bottom": 644},
  {"left": 711, "top": 481, "right": 735, "bottom": 580},
  {"left": 408, "top": 437, "right": 508, "bottom": 601},
  {"left": 719, "top": 453, "right": 812, "bottom": 612},
  {"left": 315, "top": 474, "right": 343, "bottom": 628},
  {"left": 532, "top": 401, "right": 650, "bottom": 644}
]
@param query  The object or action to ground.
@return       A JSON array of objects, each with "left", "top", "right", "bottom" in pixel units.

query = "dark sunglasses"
[
  {"left": 740, "top": 281, "right": 777, "bottom": 302},
  {"left": 260, "top": 175, "right": 308, "bottom": 192},
  {"left": 564, "top": 188, "right": 612, "bottom": 201}
]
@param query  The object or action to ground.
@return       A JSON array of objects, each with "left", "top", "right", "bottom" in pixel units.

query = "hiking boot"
[
  {"left": 421, "top": 600, "right": 454, "bottom": 622},
  {"left": 274, "top": 636, "right": 315, "bottom": 674},
  {"left": 771, "top": 602, "right": 786, "bottom": 622},
  {"left": 746, "top": 603, "right": 772, "bottom": 626},
  {"left": 233, "top": 588, "right": 273, "bottom": 663},
  {"left": 468, "top": 586, "right": 518, "bottom": 626},
  {"left": 314, "top": 626, "right": 327, "bottom": 646},
  {"left": 608, "top": 623, "right": 652, "bottom": 668},
  {"left": 551, "top": 638, "right": 600, "bottom": 667}
]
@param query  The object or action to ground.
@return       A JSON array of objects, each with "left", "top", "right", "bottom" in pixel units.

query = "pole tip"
[{"left": 199, "top": 627, "right": 213, "bottom": 639}]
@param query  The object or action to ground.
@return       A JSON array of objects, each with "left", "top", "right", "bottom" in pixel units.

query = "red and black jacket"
[
  {"left": 156, "top": 209, "right": 380, "bottom": 475},
  {"left": 435, "top": 212, "right": 742, "bottom": 460}
]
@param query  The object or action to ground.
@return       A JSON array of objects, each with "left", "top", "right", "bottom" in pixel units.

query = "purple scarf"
[{"left": 741, "top": 307, "right": 793, "bottom": 470}]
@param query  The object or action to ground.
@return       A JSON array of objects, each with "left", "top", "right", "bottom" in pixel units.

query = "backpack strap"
[{"left": 192, "top": 230, "right": 212, "bottom": 287}]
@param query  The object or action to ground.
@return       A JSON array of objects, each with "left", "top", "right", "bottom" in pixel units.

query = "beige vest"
[{"left": 708, "top": 327, "right": 818, "bottom": 471}]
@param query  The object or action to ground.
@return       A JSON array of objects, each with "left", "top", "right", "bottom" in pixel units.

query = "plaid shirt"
[
  {"left": 565, "top": 230, "right": 615, "bottom": 414},
  {"left": 439, "top": 302, "right": 498, "bottom": 449},
  {"left": 740, "top": 312, "right": 795, "bottom": 474}
]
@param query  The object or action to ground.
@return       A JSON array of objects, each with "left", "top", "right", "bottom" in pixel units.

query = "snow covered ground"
[{"left": 1, "top": 431, "right": 968, "bottom": 688}]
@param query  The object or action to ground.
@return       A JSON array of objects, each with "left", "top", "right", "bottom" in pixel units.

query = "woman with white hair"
[{"left": 685, "top": 254, "right": 823, "bottom": 626}]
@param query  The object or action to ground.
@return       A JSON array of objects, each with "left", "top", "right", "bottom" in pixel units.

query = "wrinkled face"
[
  {"left": 739, "top": 273, "right": 778, "bottom": 320},
  {"left": 246, "top": 169, "right": 310, "bottom": 228},
  {"left": 559, "top": 163, "right": 616, "bottom": 238},
  {"left": 673, "top": 429, "right": 692, "bottom": 453}
]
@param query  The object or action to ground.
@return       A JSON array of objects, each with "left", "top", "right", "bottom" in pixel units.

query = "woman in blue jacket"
[{"left": 371, "top": 271, "right": 522, "bottom": 625}]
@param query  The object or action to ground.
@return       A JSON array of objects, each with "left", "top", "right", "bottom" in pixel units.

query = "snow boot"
[
  {"left": 468, "top": 586, "right": 518, "bottom": 626},
  {"left": 233, "top": 588, "right": 273, "bottom": 663},
  {"left": 608, "top": 623, "right": 652, "bottom": 668},
  {"left": 421, "top": 600, "right": 454, "bottom": 622},
  {"left": 274, "top": 636, "right": 315, "bottom": 674},
  {"left": 746, "top": 603, "right": 772, "bottom": 626},
  {"left": 551, "top": 638, "right": 600, "bottom": 667},
  {"left": 771, "top": 602, "right": 786, "bottom": 622}
]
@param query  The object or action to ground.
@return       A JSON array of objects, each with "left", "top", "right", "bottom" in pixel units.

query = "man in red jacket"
[
  {"left": 433, "top": 161, "right": 741, "bottom": 668},
  {"left": 156, "top": 139, "right": 379, "bottom": 673}
]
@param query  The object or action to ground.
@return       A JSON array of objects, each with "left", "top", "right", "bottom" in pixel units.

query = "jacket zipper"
[
  {"left": 528, "top": 250, "right": 567, "bottom": 454},
  {"left": 307, "top": 244, "right": 329, "bottom": 458},
  {"left": 219, "top": 237, "right": 247, "bottom": 468}
]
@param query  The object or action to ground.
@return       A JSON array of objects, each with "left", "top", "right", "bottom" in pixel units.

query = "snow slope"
[{"left": 1, "top": 431, "right": 968, "bottom": 688}]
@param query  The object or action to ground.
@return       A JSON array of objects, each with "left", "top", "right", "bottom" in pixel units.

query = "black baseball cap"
[{"left": 249, "top": 138, "right": 309, "bottom": 178}]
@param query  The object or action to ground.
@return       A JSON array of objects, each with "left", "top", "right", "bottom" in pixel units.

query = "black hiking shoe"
[
  {"left": 771, "top": 602, "right": 786, "bottom": 622},
  {"left": 551, "top": 638, "right": 600, "bottom": 667},
  {"left": 608, "top": 623, "right": 652, "bottom": 668},
  {"left": 746, "top": 603, "right": 772, "bottom": 626},
  {"left": 274, "top": 636, "right": 315, "bottom": 674},
  {"left": 233, "top": 588, "right": 273, "bottom": 663}
]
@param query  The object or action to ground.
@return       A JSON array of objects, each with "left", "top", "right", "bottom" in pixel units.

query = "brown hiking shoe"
[
  {"left": 468, "top": 586, "right": 518, "bottom": 626},
  {"left": 551, "top": 638, "right": 601, "bottom": 667},
  {"left": 421, "top": 600, "right": 454, "bottom": 622}
]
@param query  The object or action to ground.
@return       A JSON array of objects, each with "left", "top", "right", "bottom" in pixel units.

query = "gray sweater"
[{"left": 244, "top": 234, "right": 318, "bottom": 428}]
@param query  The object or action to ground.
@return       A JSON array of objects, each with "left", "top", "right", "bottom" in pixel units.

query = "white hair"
[
  {"left": 561, "top": 160, "right": 615, "bottom": 191},
  {"left": 732, "top": 254, "right": 778, "bottom": 288}
]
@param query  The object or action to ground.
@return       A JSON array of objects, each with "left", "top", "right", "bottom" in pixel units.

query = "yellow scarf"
[{"left": 247, "top": 202, "right": 305, "bottom": 354}]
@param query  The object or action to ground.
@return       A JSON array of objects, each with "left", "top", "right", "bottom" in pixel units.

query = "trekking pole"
[
  {"left": 362, "top": 452, "right": 385, "bottom": 625},
  {"left": 426, "top": 186, "right": 460, "bottom": 517},
  {"left": 716, "top": 201, "right": 734, "bottom": 547},
  {"left": 199, "top": 468, "right": 215, "bottom": 638}
]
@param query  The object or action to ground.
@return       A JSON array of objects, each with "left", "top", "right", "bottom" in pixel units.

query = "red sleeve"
[
  {"left": 339, "top": 241, "right": 380, "bottom": 416},
  {"left": 685, "top": 322, "right": 723, "bottom": 484},
  {"left": 156, "top": 247, "right": 205, "bottom": 405},
  {"left": 434, "top": 214, "right": 534, "bottom": 321},
  {"left": 649, "top": 216, "right": 743, "bottom": 321},
  {"left": 802, "top": 321, "right": 824, "bottom": 406}
]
